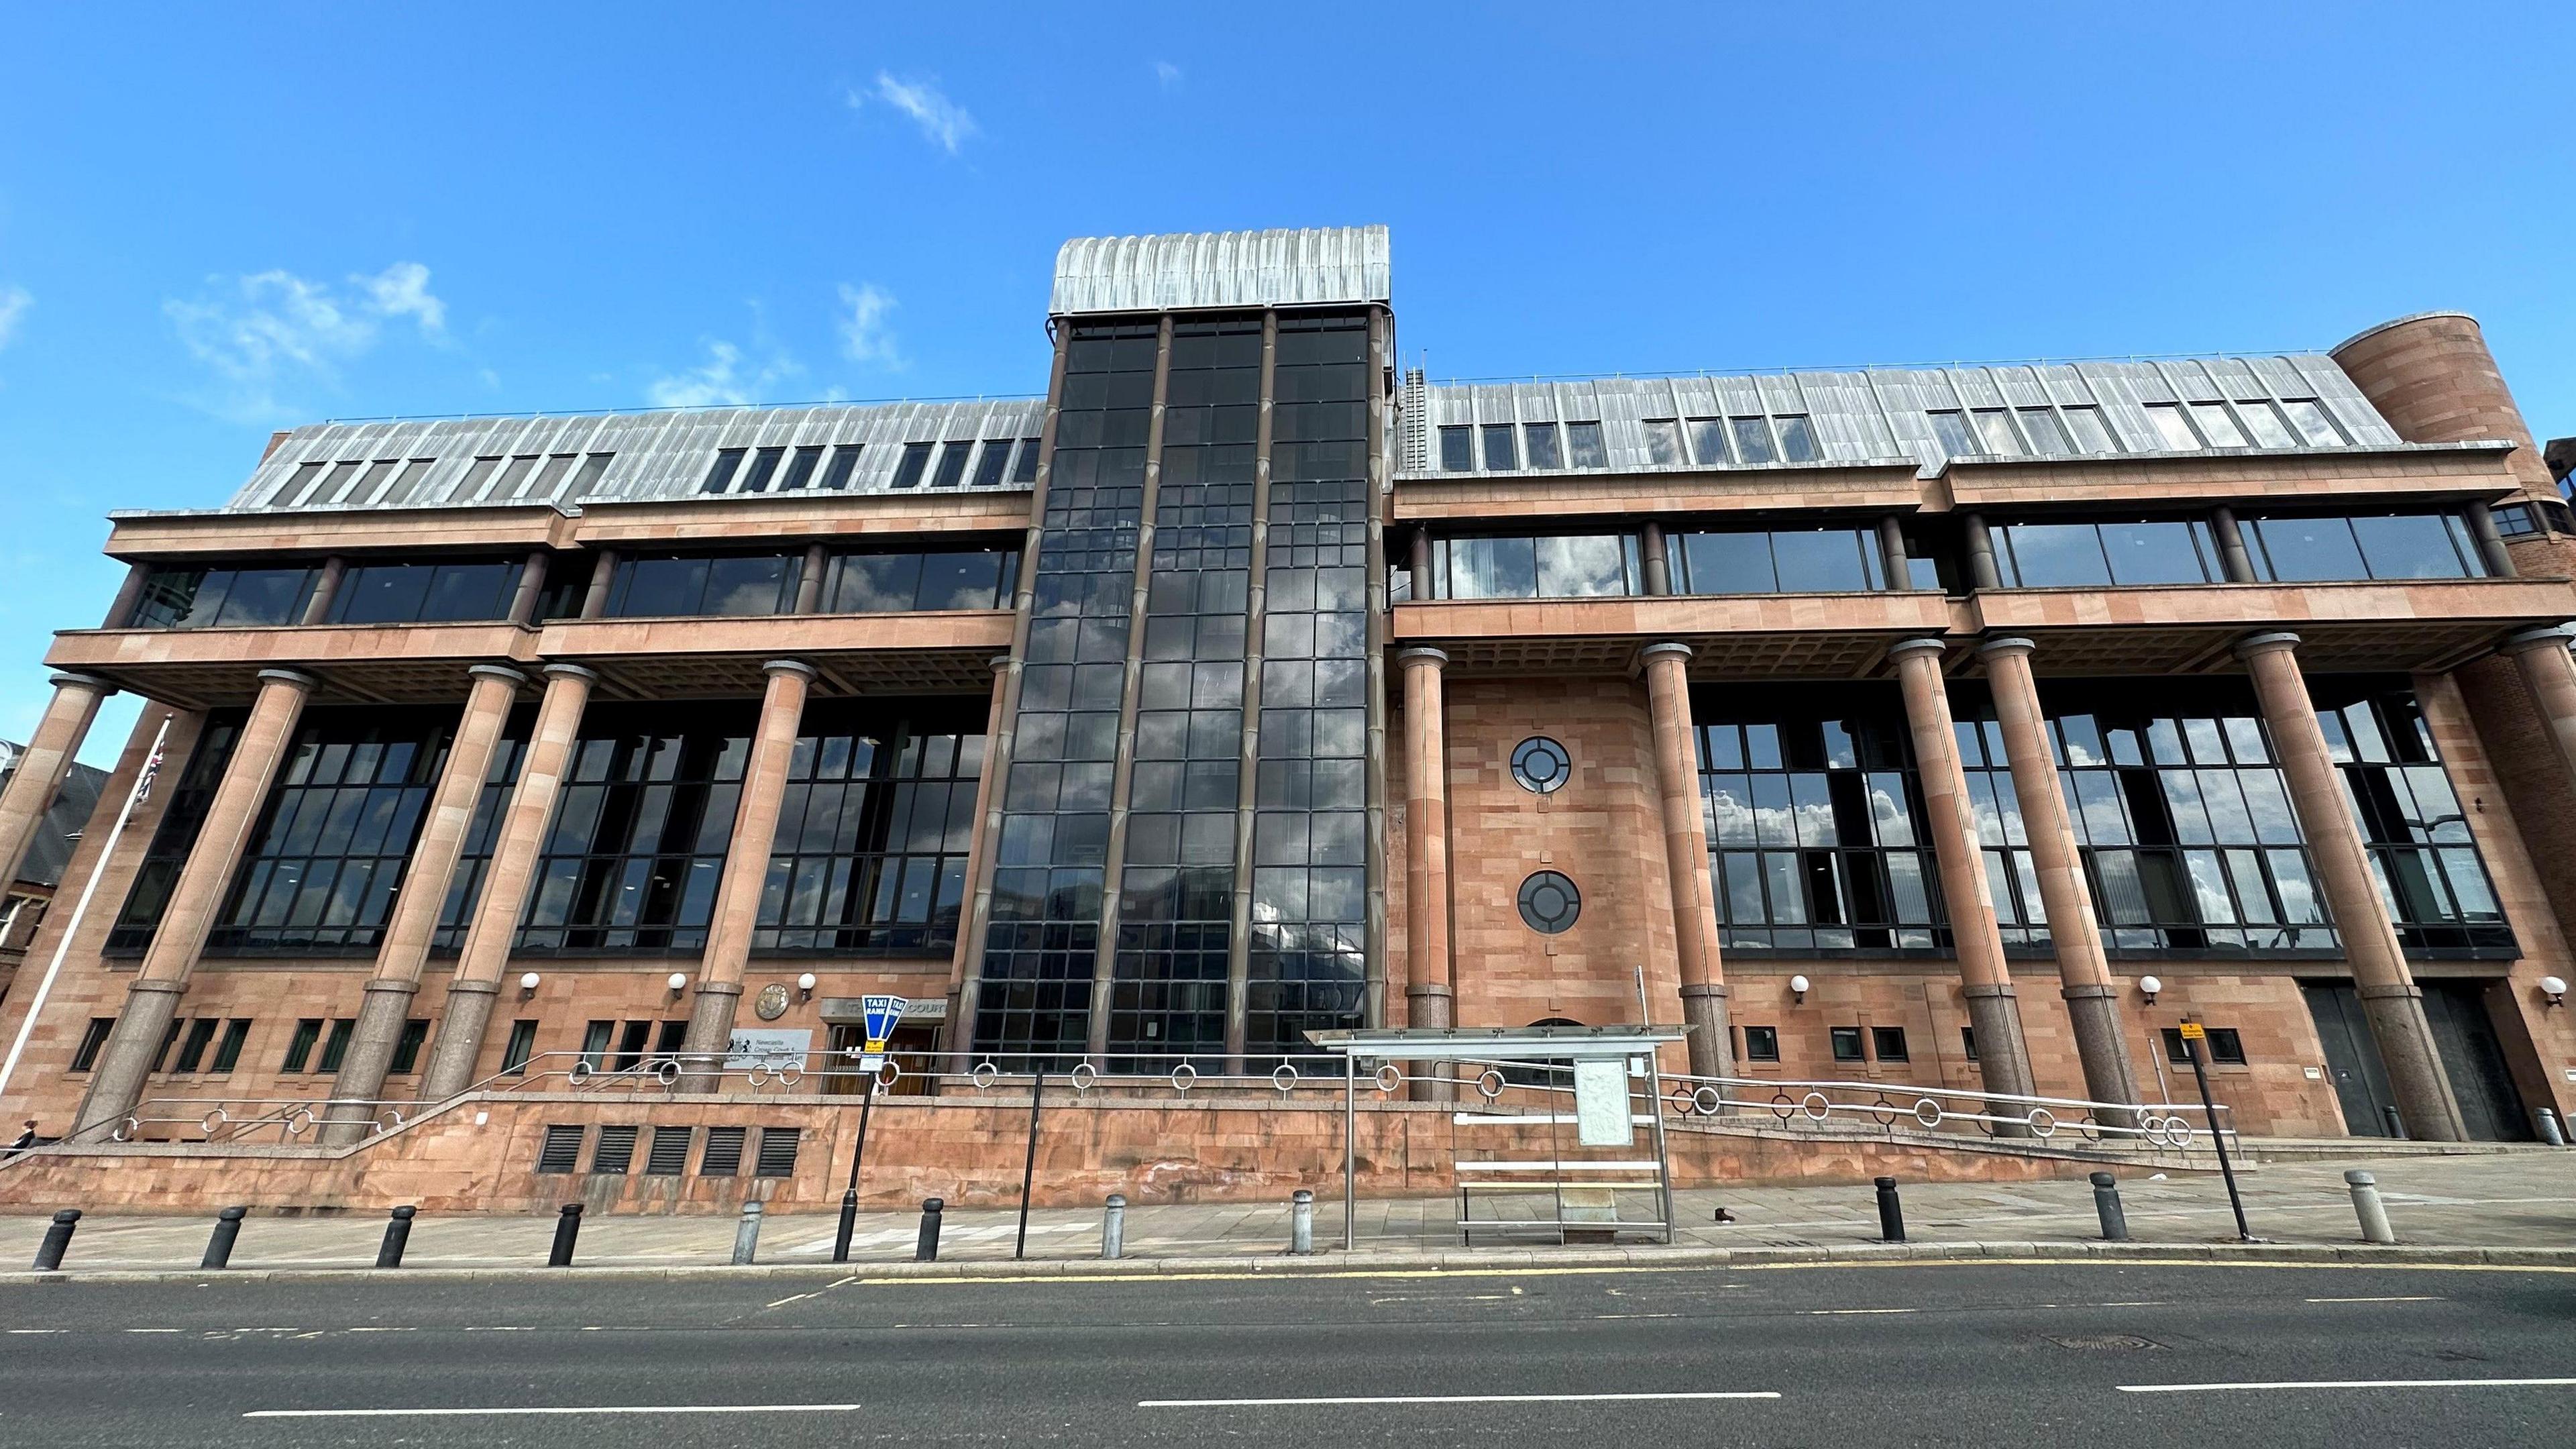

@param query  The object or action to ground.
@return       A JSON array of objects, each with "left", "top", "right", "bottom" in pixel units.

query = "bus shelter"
[{"left": 1305, "top": 1025, "right": 1691, "bottom": 1250}]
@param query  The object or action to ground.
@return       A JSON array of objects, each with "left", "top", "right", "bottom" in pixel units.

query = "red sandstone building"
[{"left": 1, "top": 227, "right": 2573, "bottom": 1203}]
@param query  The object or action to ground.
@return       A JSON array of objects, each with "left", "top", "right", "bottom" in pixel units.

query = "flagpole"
[{"left": 0, "top": 714, "right": 171, "bottom": 1114}]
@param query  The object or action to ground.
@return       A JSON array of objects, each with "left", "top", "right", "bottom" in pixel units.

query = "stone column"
[
  {"left": 2463, "top": 502, "right": 2517, "bottom": 578},
  {"left": 0, "top": 673, "right": 115, "bottom": 895},
  {"left": 792, "top": 544, "right": 829, "bottom": 613},
  {"left": 322, "top": 665, "right": 527, "bottom": 1140},
  {"left": 416, "top": 663, "right": 597, "bottom": 1099},
  {"left": 1962, "top": 515, "right": 2002, "bottom": 590},
  {"left": 1640, "top": 524, "right": 1672, "bottom": 596},
  {"left": 678, "top": 659, "right": 816, "bottom": 1087},
  {"left": 73, "top": 668, "right": 319, "bottom": 1138},
  {"left": 506, "top": 551, "right": 550, "bottom": 625},
  {"left": 2209, "top": 507, "right": 2257, "bottom": 583},
  {"left": 2502, "top": 627, "right": 2576, "bottom": 789},
  {"left": 298, "top": 557, "right": 347, "bottom": 625},
  {"left": 1640, "top": 643, "right": 1731, "bottom": 1080},
  {"left": 578, "top": 551, "right": 619, "bottom": 619},
  {"left": 1977, "top": 637, "right": 2141, "bottom": 1120},
  {"left": 1398, "top": 647, "right": 1454, "bottom": 1100},
  {"left": 1886, "top": 639, "right": 2038, "bottom": 1122},
  {"left": 2237, "top": 631, "right": 2467, "bottom": 1140},
  {"left": 1877, "top": 518, "right": 1913, "bottom": 588}
]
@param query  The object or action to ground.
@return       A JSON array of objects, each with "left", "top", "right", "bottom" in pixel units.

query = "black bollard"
[
  {"left": 832, "top": 1188, "right": 859, "bottom": 1265},
  {"left": 2381, "top": 1105, "right": 2407, "bottom": 1141},
  {"left": 2089, "top": 1171, "right": 2129, "bottom": 1242},
  {"left": 547, "top": 1202, "right": 584, "bottom": 1267},
  {"left": 201, "top": 1205, "right": 247, "bottom": 1269},
  {"left": 1873, "top": 1176, "right": 1905, "bottom": 1244},
  {"left": 914, "top": 1197, "right": 944, "bottom": 1262},
  {"left": 32, "top": 1209, "right": 80, "bottom": 1271},
  {"left": 376, "top": 1205, "right": 417, "bottom": 1269}
]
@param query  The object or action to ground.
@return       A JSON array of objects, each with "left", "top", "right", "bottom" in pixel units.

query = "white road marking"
[
  {"left": 123, "top": 1328, "right": 180, "bottom": 1334},
  {"left": 244, "top": 1403, "right": 863, "bottom": 1419},
  {"left": 1803, "top": 1308, "right": 1915, "bottom": 1316},
  {"left": 2118, "top": 1378, "right": 2576, "bottom": 1395},
  {"left": 6, "top": 1330, "right": 64, "bottom": 1335},
  {"left": 2303, "top": 1295, "right": 2442, "bottom": 1303},
  {"left": 1141, "top": 1391, "right": 1780, "bottom": 1407}
]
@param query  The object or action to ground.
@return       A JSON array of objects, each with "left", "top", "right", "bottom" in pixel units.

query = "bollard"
[
  {"left": 547, "top": 1202, "right": 584, "bottom": 1267},
  {"left": 2381, "top": 1104, "right": 2407, "bottom": 1140},
  {"left": 2089, "top": 1171, "right": 2130, "bottom": 1242},
  {"left": 201, "top": 1205, "right": 247, "bottom": 1269},
  {"left": 1102, "top": 1194, "right": 1126, "bottom": 1260},
  {"left": 376, "top": 1206, "right": 416, "bottom": 1269},
  {"left": 732, "top": 1200, "right": 765, "bottom": 1265},
  {"left": 2538, "top": 1108, "right": 2566, "bottom": 1148},
  {"left": 1873, "top": 1176, "right": 1905, "bottom": 1244},
  {"left": 32, "top": 1209, "right": 79, "bottom": 1271},
  {"left": 2345, "top": 1169, "right": 2396, "bottom": 1244},
  {"left": 832, "top": 1188, "right": 861, "bottom": 1264},
  {"left": 915, "top": 1197, "right": 944, "bottom": 1262},
  {"left": 1291, "top": 1189, "right": 1315, "bottom": 1256}
]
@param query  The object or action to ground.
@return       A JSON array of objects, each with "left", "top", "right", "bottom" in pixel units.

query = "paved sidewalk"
[{"left": 1, "top": 1150, "right": 2566, "bottom": 1273}]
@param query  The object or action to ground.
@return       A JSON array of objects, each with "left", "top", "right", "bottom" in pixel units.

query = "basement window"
[
  {"left": 700, "top": 1126, "right": 748, "bottom": 1177},
  {"left": 644, "top": 1126, "right": 694, "bottom": 1175},
  {"left": 754, "top": 1126, "right": 803, "bottom": 1177},
  {"left": 591, "top": 1125, "right": 639, "bottom": 1175},
  {"left": 535, "top": 1125, "right": 586, "bottom": 1174}
]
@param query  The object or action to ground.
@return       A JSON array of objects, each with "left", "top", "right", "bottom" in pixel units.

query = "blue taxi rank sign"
[{"left": 855, "top": 994, "right": 906, "bottom": 1071}]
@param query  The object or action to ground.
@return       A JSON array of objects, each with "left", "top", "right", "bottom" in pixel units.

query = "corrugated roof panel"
[{"left": 1051, "top": 227, "right": 1390, "bottom": 315}]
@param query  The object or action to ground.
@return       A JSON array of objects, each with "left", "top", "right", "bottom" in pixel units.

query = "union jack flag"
[{"left": 132, "top": 735, "right": 166, "bottom": 804}]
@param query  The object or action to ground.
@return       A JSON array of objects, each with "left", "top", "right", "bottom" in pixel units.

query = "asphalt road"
[{"left": 0, "top": 1260, "right": 2569, "bottom": 1447}]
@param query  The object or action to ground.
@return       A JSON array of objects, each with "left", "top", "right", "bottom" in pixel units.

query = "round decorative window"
[
  {"left": 1511, "top": 736, "right": 1572, "bottom": 794},
  {"left": 1517, "top": 871, "right": 1582, "bottom": 934}
]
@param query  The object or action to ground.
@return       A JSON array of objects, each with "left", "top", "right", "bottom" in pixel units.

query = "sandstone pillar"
[
  {"left": 74, "top": 668, "right": 319, "bottom": 1138},
  {"left": 0, "top": 674, "right": 115, "bottom": 896},
  {"left": 1887, "top": 638, "right": 2037, "bottom": 1124},
  {"left": 2237, "top": 631, "right": 2465, "bottom": 1140},
  {"left": 1640, "top": 643, "right": 1731, "bottom": 1080},
  {"left": 2500, "top": 627, "right": 2576, "bottom": 792},
  {"left": 417, "top": 663, "right": 597, "bottom": 1099},
  {"left": 1398, "top": 646, "right": 1454, "bottom": 1099},
  {"left": 1977, "top": 637, "right": 2141, "bottom": 1121},
  {"left": 678, "top": 659, "right": 816, "bottom": 1087},
  {"left": 322, "top": 665, "right": 527, "bottom": 1140}
]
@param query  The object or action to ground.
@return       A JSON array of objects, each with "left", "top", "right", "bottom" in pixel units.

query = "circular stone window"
[
  {"left": 1511, "top": 736, "right": 1572, "bottom": 794},
  {"left": 1517, "top": 871, "right": 1582, "bottom": 934}
]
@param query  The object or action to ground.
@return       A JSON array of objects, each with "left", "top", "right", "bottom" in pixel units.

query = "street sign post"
[
  {"left": 853, "top": 994, "right": 904, "bottom": 1074},
  {"left": 2179, "top": 1018, "right": 2255, "bottom": 1242},
  {"left": 830, "top": 996, "right": 906, "bottom": 1264}
]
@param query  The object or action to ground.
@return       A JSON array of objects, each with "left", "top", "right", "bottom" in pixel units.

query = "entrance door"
[
  {"left": 2301, "top": 981, "right": 2398, "bottom": 1137},
  {"left": 2421, "top": 980, "right": 2531, "bottom": 1141}
]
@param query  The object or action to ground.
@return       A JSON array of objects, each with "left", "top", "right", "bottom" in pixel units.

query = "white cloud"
[
  {"left": 647, "top": 339, "right": 801, "bottom": 409},
  {"left": 1155, "top": 60, "right": 1183, "bottom": 89},
  {"left": 163, "top": 262, "right": 449, "bottom": 418},
  {"left": 837, "top": 282, "right": 904, "bottom": 368},
  {"left": 856, "top": 71, "right": 976, "bottom": 154},
  {"left": 357, "top": 260, "right": 446, "bottom": 335},
  {"left": 0, "top": 285, "right": 30, "bottom": 350}
]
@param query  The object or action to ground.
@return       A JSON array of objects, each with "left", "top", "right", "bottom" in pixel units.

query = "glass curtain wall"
[
  {"left": 1693, "top": 686, "right": 1945, "bottom": 952},
  {"left": 512, "top": 705, "right": 751, "bottom": 953},
  {"left": 1108, "top": 317, "right": 1256, "bottom": 1067},
  {"left": 205, "top": 708, "right": 451, "bottom": 954},
  {"left": 107, "top": 713, "right": 247, "bottom": 952},
  {"left": 1246, "top": 312, "right": 1371, "bottom": 1063},
  {"left": 753, "top": 703, "right": 986, "bottom": 955},
  {"left": 976, "top": 321, "right": 1156, "bottom": 1065},
  {"left": 2312, "top": 683, "right": 2513, "bottom": 954}
]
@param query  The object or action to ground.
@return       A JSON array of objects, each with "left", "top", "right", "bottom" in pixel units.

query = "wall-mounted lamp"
[
  {"left": 517, "top": 971, "right": 541, "bottom": 1000},
  {"left": 2543, "top": 975, "right": 2568, "bottom": 1008},
  {"left": 796, "top": 972, "right": 818, "bottom": 1002},
  {"left": 665, "top": 972, "right": 690, "bottom": 1000},
  {"left": 1789, "top": 974, "right": 1811, "bottom": 1005},
  {"left": 2139, "top": 975, "right": 2163, "bottom": 1006}
]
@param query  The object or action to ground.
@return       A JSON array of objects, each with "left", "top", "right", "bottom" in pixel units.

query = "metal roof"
[
  {"left": 1051, "top": 227, "right": 1390, "bottom": 316},
  {"left": 219, "top": 398, "right": 1046, "bottom": 516},
  {"left": 1399, "top": 354, "right": 2413, "bottom": 480}
]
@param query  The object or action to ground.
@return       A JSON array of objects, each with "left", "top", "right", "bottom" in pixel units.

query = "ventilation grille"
[
  {"left": 535, "top": 1124, "right": 586, "bottom": 1174},
  {"left": 644, "top": 1126, "right": 694, "bottom": 1176},
  {"left": 590, "top": 1124, "right": 639, "bottom": 1175},
  {"left": 700, "top": 1126, "right": 747, "bottom": 1177},
  {"left": 753, "top": 1126, "right": 802, "bottom": 1179}
]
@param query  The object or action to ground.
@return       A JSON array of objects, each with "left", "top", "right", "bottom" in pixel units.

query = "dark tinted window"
[
  {"left": 1566, "top": 422, "right": 1607, "bottom": 468},
  {"left": 1438, "top": 426, "right": 1472, "bottom": 472},
  {"left": 606, "top": 553, "right": 801, "bottom": 617},
  {"left": 331, "top": 560, "right": 519, "bottom": 624},
  {"left": 1995, "top": 521, "right": 2218, "bottom": 588},
  {"left": 1675, "top": 529, "right": 1882, "bottom": 594},
  {"left": 131, "top": 566, "right": 321, "bottom": 629},
  {"left": 892, "top": 441, "right": 934, "bottom": 488},
  {"left": 2246, "top": 513, "right": 2483, "bottom": 583},
  {"left": 781, "top": 445, "right": 824, "bottom": 491},
  {"left": 1741, "top": 1024, "right": 1780, "bottom": 1062},
  {"left": 826, "top": 550, "right": 1016, "bottom": 612},
  {"left": 931, "top": 441, "right": 973, "bottom": 488}
]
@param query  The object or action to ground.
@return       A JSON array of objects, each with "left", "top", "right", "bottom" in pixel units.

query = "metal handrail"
[{"left": 1654, "top": 1070, "right": 2233, "bottom": 1150}]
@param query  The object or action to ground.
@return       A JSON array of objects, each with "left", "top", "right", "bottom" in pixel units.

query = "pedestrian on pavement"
[{"left": 5, "top": 1119, "right": 36, "bottom": 1158}]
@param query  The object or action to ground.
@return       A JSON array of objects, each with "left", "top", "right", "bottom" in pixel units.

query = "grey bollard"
[
  {"left": 201, "top": 1205, "right": 247, "bottom": 1269},
  {"left": 731, "top": 1200, "right": 765, "bottom": 1265},
  {"left": 1291, "top": 1189, "right": 1314, "bottom": 1256},
  {"left": 2345, "top": 1170, "right": 2396, "bottom": 1244},
  {"left": 915, "top": 1197, "right": 944, "bottom": 1262},
  {"left": 32, "top": 1209, "right": 79, "bottom": 1271},
  {"left": 1874, "top": 1176, "right": 1905, "bottom": 1244},
  {"left": 376, "top": 1205, "right": 415, "bottom": 1268},
  {"left": 1102, "top": 1194, "right": 1126, "bottom": 1260},
  {"left": 2089, "top": 1171, "right": 2130, "bottom": 1242},
  {"left": 547, "top": 1203, "right": 584, "bottom": 1267},
  {"left": 2537, "top": 1108, "right": 2565, "bottom": 1148}
]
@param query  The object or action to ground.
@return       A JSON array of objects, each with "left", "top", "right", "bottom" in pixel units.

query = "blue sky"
[{"left": 3, "top": 3, "right": 2571, "bottom": 763}]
